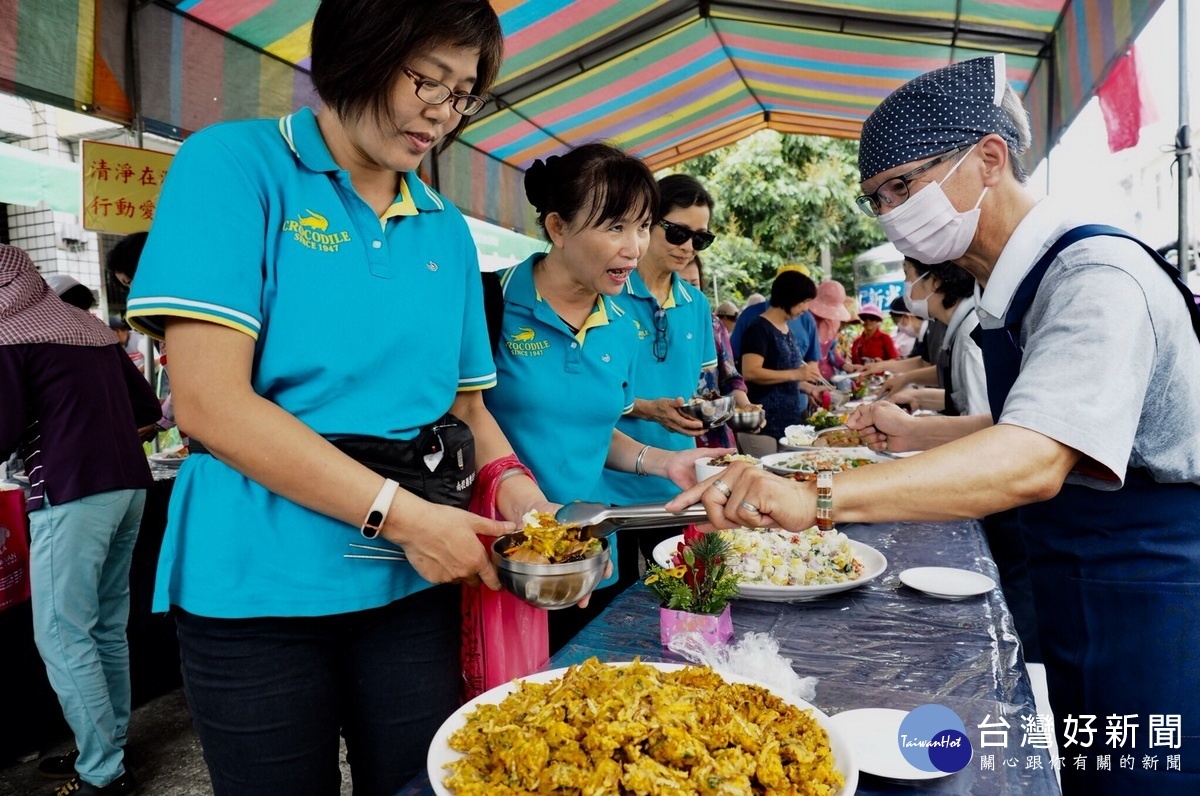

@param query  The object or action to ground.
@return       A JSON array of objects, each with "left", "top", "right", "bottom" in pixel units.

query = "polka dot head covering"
[{"left": 858, "top": 54, "right": 1021, "bottom": 182}]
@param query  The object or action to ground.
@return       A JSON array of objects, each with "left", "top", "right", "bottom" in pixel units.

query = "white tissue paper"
[{"left": 666, "top": 630, "right": 818, "bottom": 704}]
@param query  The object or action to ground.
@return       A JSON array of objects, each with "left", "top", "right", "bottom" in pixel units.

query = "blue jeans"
[
  {"left": 29, "top": 488, "right": 146, "bottom": 787},
  {"left": 175, "top": 584, "right": 461, "bottom": 796}
]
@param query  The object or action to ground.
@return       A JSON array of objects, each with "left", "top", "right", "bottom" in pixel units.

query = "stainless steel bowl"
[
  {"left": 679, "top": 395, "right": 735, "bottom": 427},
  {"left": 492, "top": 536, "right": 611, "bottom": 610},
  {"left": 727, "top": 407, "right": 764, "bottom": 432}
]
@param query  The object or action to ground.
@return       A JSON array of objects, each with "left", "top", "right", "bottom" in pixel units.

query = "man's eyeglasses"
[
  {"left": 652, "top": 307, "right": 669, "bottom": 362},
  {"left": 855, "top": 145, "right": 969, "bottom": 217},
  {"left": 657, "top": 219, "right": 716, "bottom": 251},
  {"left": 402, "top": 68, "right": 488, "bottom": 116}
]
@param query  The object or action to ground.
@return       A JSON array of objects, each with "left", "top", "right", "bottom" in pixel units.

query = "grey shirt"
[{"left": 975, "top": 199, "right": 1200, "bottom": 489}]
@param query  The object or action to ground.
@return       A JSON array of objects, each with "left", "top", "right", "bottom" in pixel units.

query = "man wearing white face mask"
[{"left": 666, "top": 54, "right": 1200, "bottom": 796}]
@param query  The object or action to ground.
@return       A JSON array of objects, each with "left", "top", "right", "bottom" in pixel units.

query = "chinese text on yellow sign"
[{"left": 82, "top": 141, "right": 175, "bottom": 234}]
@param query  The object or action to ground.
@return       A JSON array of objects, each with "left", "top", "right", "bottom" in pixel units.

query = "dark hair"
[
  {"left": 656, "top": 174, "right": 714, "bottom": 221},
  {"left": 60, "top": 284, "right": 96, "bottom": 311},
  {"left": 889, "top": 295, "right": 910, "bottom": 320},
  {"left": 107, "top": 231, "right": 147, "bottom": 280},
  {"left": 906, "top": 257, "right": 976, "bottom": 309},
  {"left": 690, "top": 254, "right": 704, "bottom": 285},
  {"left": 524, "top": 143, "right": 658, "bottom": 236},
  {"left": 310, "top": 0, "right": 504, "bottom": 152},
  {"left": 769, "top": 270, "right": 817, "bottom": 309}
]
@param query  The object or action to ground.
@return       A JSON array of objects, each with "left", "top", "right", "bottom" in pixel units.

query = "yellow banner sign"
[{"left": 81, "top": 140, "right": 175, "bottom": 233}]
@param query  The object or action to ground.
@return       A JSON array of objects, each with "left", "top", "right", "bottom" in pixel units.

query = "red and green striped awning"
[{"left": 0, "top": 0, "right": 1167, "bottom": 234}]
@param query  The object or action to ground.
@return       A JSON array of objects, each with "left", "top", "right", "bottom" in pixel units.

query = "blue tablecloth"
[{"left": 405, "top": 519, "right": 1061, "bottom": 795}]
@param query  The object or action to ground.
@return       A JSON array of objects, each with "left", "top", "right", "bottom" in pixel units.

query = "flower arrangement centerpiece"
[{"left": 645, "top": 529, "right": 740, "bottom": 647}]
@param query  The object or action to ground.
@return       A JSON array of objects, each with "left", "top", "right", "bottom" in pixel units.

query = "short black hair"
[
  {"left": 656, "top": 174, "right": 714, "bottom": 221},
  {"left": 524, "top": 142, "right": 657, "bottom": 235},
  {"left": 769, "top": 270, "right": 817, "bottom": 309},
  {"left": 310, "top": 0, "right": 504, "bottom": 152},
  {"left": 59, "top": 284, "right": 96, "bottom": 311},
  {"left": 905, "top": 257, "right": 976, "bottom": 310},
  {"left": 690, "top": 254, "right": 704, "bottom": 285},
  {"left": 107, "top": 231, "right": 147, "bottom": 281}
]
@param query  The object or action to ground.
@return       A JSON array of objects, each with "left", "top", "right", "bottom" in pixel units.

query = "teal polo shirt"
[
  {"left": 126, "top": 108, "right": 495, "bottom": 618},
  {"left": 604, "top": 270, "right": 717, "bottom": 505},
  {"left": 483, "top": 255, "right": 639, "bottom": 506}
]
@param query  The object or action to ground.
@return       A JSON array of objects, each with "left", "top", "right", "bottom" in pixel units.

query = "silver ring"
[
  {"left": 740, "top": 500, "right": 760, "bottom": 514},
  {"left": 710, "top": 479, "right": 732, "bottom": 499}
]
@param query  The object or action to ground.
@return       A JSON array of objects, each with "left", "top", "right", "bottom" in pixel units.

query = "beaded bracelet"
[{"left": 816, "top": 470, "right": 834, "bottom": 531}]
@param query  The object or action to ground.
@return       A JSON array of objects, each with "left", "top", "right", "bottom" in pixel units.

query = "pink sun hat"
[
  {"left": 808, "top": 280, "right": 852, "bottom": 322},
  {"left": 858, "top": 303, "right": 885, "bottom": 321}
]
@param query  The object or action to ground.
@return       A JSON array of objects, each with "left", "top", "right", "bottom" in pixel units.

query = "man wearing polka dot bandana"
[{"left": 668, "top": 54, "right": 1200, "bottom": 795}]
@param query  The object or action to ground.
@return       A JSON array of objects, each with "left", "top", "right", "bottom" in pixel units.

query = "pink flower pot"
[{"left": 659, "top": 603, "right": 733, "bottom": 647}]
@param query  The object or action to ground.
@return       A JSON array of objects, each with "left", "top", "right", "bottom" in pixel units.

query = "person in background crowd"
[
  {"left": 106, "top": 233, "right": 148, "bottom": 290},
  {"left": 806, "top": 280, "right": 852, "bottom": 381},
  {"left": 888, "top": 295, "right": 921, "bottom": 357},
  {"left": 714, "top": 300, "right": 739, "bottom": 336},
  {"left": 606, "top": 173, "right": 719, "bottom": 568},
  {"left": 738, "top": 271, "right": 820, "bottom": 441},
  {"left": 887, "top": 258, "right": 988, "bottom": 417},
  {"left": 671, "top": 54, "right": 1200, "bottom": 796},
  {"left": 680, "top": 255, "right": 756, "bottom": 449},
  {"left": 484, "top": 144, "right": 719, "bottom": 651},
  {"left": 107, "top": 316, "right": 145, "bottom": 370},
  {"left": 729, "top": 266, "right": 820, "bottom": 367},
  {"left": 846, "top": 303, "right": 897, "bottom": 365},
  {"left": 742, "top": 292, "right": 766, "bottom": 308},
  {"left": 125, "top": 3, "right": 546, "bottom": 793},
  {"left": 45, "top": 274, "right": 96, "bottom": 312},
  {"left": 1, "top": 244, "right": 161, "bottom": 796}
]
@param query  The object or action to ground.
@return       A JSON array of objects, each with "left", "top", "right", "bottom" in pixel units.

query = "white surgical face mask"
[
  {"left": 877, "top": 145, "right": 987, "bottom": 263},
  {"left": 903, "top": 273, "right": 932, "bottom": 320}
]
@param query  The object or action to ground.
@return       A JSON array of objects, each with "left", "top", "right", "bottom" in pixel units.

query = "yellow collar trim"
[
  {"left": 575, "top": 297, "right": 610, "bottom": 343},
  {"left": 380, "top": 180, "right": 418, "bottom": 227}
]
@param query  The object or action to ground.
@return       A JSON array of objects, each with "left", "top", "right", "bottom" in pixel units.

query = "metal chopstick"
[{"left": 344, "top": 542, "right": 408, "bottom": 562}]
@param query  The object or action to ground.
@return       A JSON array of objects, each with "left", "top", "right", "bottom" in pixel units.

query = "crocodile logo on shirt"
[
  {"left": 505, "top": 327, "right": 550, "bottom": 357},
  {"left": 282, "top": 209, "right": 352, "bottom": 252}
]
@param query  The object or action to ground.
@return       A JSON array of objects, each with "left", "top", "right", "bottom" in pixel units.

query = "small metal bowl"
[
  {"left": 492, "top": 536, "right": 611, "bottom": 610},
  {"left": 727, "top": 407, "right": 764, "bottom": 432},
  {"left": 680, "top": 395, "right": 735, "bottom": 428}
]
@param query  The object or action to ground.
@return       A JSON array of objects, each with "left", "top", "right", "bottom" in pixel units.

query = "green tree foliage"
[{"left": 665, "top": 131, "right": 885, "bottom": 304}]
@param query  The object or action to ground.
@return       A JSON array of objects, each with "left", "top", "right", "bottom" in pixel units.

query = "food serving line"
[{"left": 401, "top": 516, "right": 1060, "bottom": 795}]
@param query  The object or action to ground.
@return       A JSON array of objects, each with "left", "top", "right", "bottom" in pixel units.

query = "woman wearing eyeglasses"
[{"left": 124, "top": 3, "right": 548, "bottom": 793}]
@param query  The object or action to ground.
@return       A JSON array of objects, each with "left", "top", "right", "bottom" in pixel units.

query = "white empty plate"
[
  {"left": 829, "top": 708, "right": 952, "bottom": 781},
  {"left": 899, "top": 567, "right": 996, "bottom": 600}
]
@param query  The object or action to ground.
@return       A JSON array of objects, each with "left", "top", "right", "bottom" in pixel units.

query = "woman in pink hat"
[
  {"left": 848, "top": 303, "right": 898, "bottom": 365},
  {"left": 807, "top": 280, "right": 852, "bottom": 381}
]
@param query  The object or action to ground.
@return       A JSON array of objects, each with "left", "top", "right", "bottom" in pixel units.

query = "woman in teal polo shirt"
[
  {"left": 484, "top": 144, "right": 721, "bottom": 649},
  {"left": 125, "top": 2, "right": 548, "bottom": 794},
  {"left": 604, "top": 174, "right": 719, "bottom": 564}
]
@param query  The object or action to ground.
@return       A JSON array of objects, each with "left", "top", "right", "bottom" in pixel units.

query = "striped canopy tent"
[{"left": 0, "top": 0, "right": 1166, "bottom": 235}]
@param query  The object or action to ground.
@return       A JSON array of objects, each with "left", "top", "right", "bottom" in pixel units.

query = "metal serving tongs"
[{"left": 554, "top": 501, "right": 710, "bottom": 540}]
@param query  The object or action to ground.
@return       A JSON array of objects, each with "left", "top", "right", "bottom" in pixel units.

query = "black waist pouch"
[{"left": 329, "top": 413, "right": 476, "bottom": 510}]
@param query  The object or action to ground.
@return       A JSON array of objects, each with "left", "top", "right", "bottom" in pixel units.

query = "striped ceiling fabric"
[{"left": 0, "top": 0, "right": 1168, "bottom": 232}]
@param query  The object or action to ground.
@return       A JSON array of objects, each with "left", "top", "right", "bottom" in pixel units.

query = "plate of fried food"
[{"left": 430, "top": 657, "right": 857, "bottom": 795}]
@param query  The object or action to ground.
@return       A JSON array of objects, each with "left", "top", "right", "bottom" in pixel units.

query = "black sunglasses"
[
  {"left": 657, "top": 219, "right": 715, "bottom": 251},
  {"left": 652, "top": 307, "right": 668, "bottom": 362}
]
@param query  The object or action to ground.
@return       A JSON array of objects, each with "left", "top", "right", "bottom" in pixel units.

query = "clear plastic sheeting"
[{"left": 548, "top": 520, "right": 1057, "bottom": 795}]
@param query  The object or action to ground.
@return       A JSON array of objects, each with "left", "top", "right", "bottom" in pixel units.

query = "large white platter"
[
  {"left": 428, "top": 661, "right": 858, "bottom": 796},
  {"left": 899, "top": 567, "right": 996, "bottom": 600},
  {"left": 652, "top": 533, "right": 887, "bottom": 602}
]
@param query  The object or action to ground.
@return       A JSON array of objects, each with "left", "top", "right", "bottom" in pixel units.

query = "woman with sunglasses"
[
  {"left": 124, "top": 3, "right": 548, "bottom": 793},
  {"left": 604, "top": 175, "right": 720, "bottom": 565},
  {"left": 484, "top": 145, "right": 721, "bottom": 649}
]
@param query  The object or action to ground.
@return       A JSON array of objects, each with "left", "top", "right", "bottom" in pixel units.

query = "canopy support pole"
[{"left": 1177, "top": 0, "right": 1193, "bottom": 281}]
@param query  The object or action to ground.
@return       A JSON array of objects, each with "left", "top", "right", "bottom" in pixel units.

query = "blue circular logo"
[{"left": 897, "top": 704, "right": 973, "bottom": 773}]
